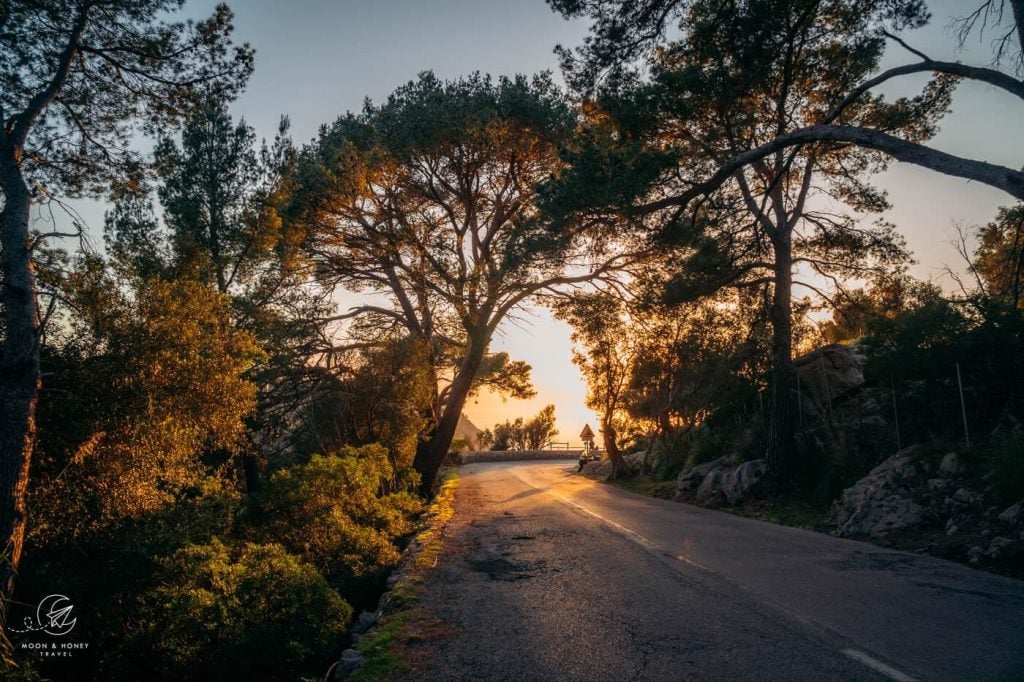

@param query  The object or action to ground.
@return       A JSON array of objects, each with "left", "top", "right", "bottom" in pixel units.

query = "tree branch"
[
  {"left": 11, "top": 4, "right": 92, "bottom": 147},
  {"left": 638, "top": 125, "right": 1024, "bottom": 213}
]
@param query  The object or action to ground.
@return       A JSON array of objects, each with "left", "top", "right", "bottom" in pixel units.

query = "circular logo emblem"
[{"left": 37, "top": 594, "right": 76, "bottom": 636}]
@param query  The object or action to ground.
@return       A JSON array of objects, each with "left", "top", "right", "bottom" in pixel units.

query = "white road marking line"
[
  {"left": 510, "top": 468, "right": 922, "bottom": 682},
  {"left": 841, "top": 649, "right": 917, "bottom": 682},
  {"left": 513, "top": 468, "right": 712, "bottom": 571}
]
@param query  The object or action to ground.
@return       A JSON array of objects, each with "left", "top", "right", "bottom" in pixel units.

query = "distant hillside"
[{"left": 454, "top": 413, "right": 482, "bottom": 450}]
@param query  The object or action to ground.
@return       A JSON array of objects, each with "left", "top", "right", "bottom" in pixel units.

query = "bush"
[
  {"left": 138, "top": 539, "right": 351, "bottom": 680},
  {"left": 247, "top": 444, "right": 423, "bottom": 603},
  {"left": 987, "top": 426, "right": 1024, "bottom": 504}
]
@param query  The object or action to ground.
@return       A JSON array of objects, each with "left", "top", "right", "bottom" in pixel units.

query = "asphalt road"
[{"left": 413, "top": 460, "right": 1024, "bottom": 681}]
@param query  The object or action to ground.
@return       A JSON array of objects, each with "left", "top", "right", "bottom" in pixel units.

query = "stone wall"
[{"left": 449, "top": 450, "right": 582, "bottom": 465}]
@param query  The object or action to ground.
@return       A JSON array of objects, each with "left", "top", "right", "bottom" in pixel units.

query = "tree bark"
[
  {"left": 412, "top": 333, "right": 488, "bottom": 496},
  {"left": 0, "top": 154, "right": 40, "bottom": 608},
  {"left": 764, "top": 233, "right": 797, "bottom": 488},
  {"left": 602, "top": 418, "right": 629, "bottom": 480},
  {"left": 242, "top": 453, "right": 262, "bottom": 492},
  {"left": 1011, "top": 0, "right": 1024, "bottom": 60}
]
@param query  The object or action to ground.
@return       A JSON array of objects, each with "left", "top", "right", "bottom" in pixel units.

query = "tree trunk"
[
  {"left": 242, "top": 453, "right": 262, "bottom": 492},
  {"left": 412, "top": 334, "right": 488, "bottom": 496},
  {"left": 0, "top": 157, "right": 40, "bottom": 610},
  {"left": 1011, "top": 0, "right": 1024, "bottom": 61},
  {"left": 602, "top": 418, "right": 629, "bottom": 480},
  {"left": 764, "top": 234, "right": 796, "bottom": 488}
]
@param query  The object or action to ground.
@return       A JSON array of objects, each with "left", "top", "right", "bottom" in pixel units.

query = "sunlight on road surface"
[{"left": 508, "top": 464, "right": 708, "bottom": 569}]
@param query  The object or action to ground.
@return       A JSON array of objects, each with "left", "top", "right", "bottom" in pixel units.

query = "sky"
[{"left": 54, "top": 0, "right": 1024, "bottom": 447}]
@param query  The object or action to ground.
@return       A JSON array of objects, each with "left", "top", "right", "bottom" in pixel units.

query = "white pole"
[
  {"left": 956, "top": 362, "right": 970, "bottom": 448},
  {"left": 891, "top": 376, "right": 902, "bottom": 451}
]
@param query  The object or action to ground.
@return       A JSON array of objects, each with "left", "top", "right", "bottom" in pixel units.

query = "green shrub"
[
  {"left": 139, "top": 539, "right": 350, "bottom": 680},
  {"left": 987, "top": 427, "right": 1024, "bottom": 504},
  {"left": 247, "top": 444, "right": 423, "bottom": 600}
]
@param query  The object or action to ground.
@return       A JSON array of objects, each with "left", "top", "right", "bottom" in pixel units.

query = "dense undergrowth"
[
  {"left": 11, "top": 444, "right": 423, "bottom": 681},
  {"left": 617, "top": 299, "right": 1024, "bottom": 509}
]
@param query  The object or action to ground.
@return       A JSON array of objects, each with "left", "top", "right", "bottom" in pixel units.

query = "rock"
[
  {"left": 623, "top": 450, "right": 648, "bottom": 469},
  {"left": 837, "top": 494, "right": 924, "bottom": 538},
  {"left": 967, "top": 545, "right": 985, "bottom": 564},
  {"left": 939, "top": 452, "right": 963, "bottom": 477},
  {"left": 335, "top": 649, "right": 365, "bottom": 679},
  {"left": 946, "top": 524, "right": 959, "bottom": 536},
  {"left": 718, "top": 459, "right": 766, "bottom": 504},
  {"left": 676, "top": 456, "right": 730, "bottom": 492},
  {"left": 351, "top": 610, "right": 379, "bottom": 636},
  {"left": 986, "top": 536, "right": 1023, "bottom": 559},
  {"left": 687, "top": 458, "right": 766, "bottom": 505},
  {"left": 927, "top": 478, "right": 949, "bottom": 492},
  {"left": 952, "top": 488, "right": 982, "bottom": 507},
  {"left": 998, "top": 500, "right": 1024, "bottom": 525},
  {"left": 794, "top": 344, "right": 865, "bottom": 406},
  {"left": 694, "top": 467, "right": 726, "bottom": 503},
  {"left": 832, "top": 449, "right": 927, "bottom": 537}
]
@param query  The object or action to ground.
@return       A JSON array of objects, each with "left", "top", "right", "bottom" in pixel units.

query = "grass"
[
  {"left": 727, "top": 495, "right": 832, "bottom": 531},
  {"left": 590, "top": 467, "right": 832, "bottom": 532},
  {"left": 608, "top": 474, "right": 677, "bottom": 500},
  {"left": 348, "top": 469, "right": 460, "bottom": 680},
  {"left": 348, "top": 614, "right": 410, "bottom": 681}
]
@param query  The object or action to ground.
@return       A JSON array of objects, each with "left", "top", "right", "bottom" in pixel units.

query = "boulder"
[
  {"left": 676, "top": 456, "right": 730, "bottom": 493},
  {"left": 952, "top": 488, "right": 982, "bottom": 507},
  {"left": 939, "top": 452, "right": 963, "bottom": 477},
  {"left": 350, "top": 610, "right": 379, "bottom": 636},
  {"left": 694, "top": 467, "right": 726, "bottom": 503},
  {"left": 718, "top": 459, "right": 766, "bottom": 504},
  {"left": 794, "top": 344, "right": 865, "bottom": 406},
  {"left": 832, "top": 448, "right": 927, "bottom": 537},
  {"left": 998, "top": 500, "right": 1024, "bottom": 526},
  {"left": 986, "top": 536, "right": 1024, "bottom": 560},
  {"left": 835, "top": 494, "right": 925, "bottom": 538},
  {"left": 686, "top": 458, "right": 766, "bottom": 505},
  {"left": 335, "top": 648, "right": 365, "bottom": 679}
]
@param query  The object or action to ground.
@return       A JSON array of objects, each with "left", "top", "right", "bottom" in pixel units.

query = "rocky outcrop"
[
  {"left": 793, "top": 344, "right": 893, "bottom": 467},
  {"left": 454, "top": 413, "right": 483, "bottom": 450},
  {"left": 676, "top": 456, "right": 731, "bottom": 492},
  {"left": 832, "top": 448, "right": 1024, "bottom": 572},
  {"left": 794, "top": 344, "right": 866, "bottom": 407},
  {"left": 998, "top": 500, "right": 1024, "bottom": 525},
  {"left": 719, "top": 460, "right": 766, "bottom": 504},
  {"left": 676, "top": 457, "right": 766, "bottom": 505},
  {"left": 832, "top": 448, "right": 928, "bottom": 537}
]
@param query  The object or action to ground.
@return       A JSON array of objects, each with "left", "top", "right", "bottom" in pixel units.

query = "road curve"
[{"left": 412, "top": 460, "right": 1024, "bottom": 681}]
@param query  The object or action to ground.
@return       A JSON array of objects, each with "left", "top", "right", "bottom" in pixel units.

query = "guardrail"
[{"left": 449, "top": 450, "right": 583, "bottom": 465}]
